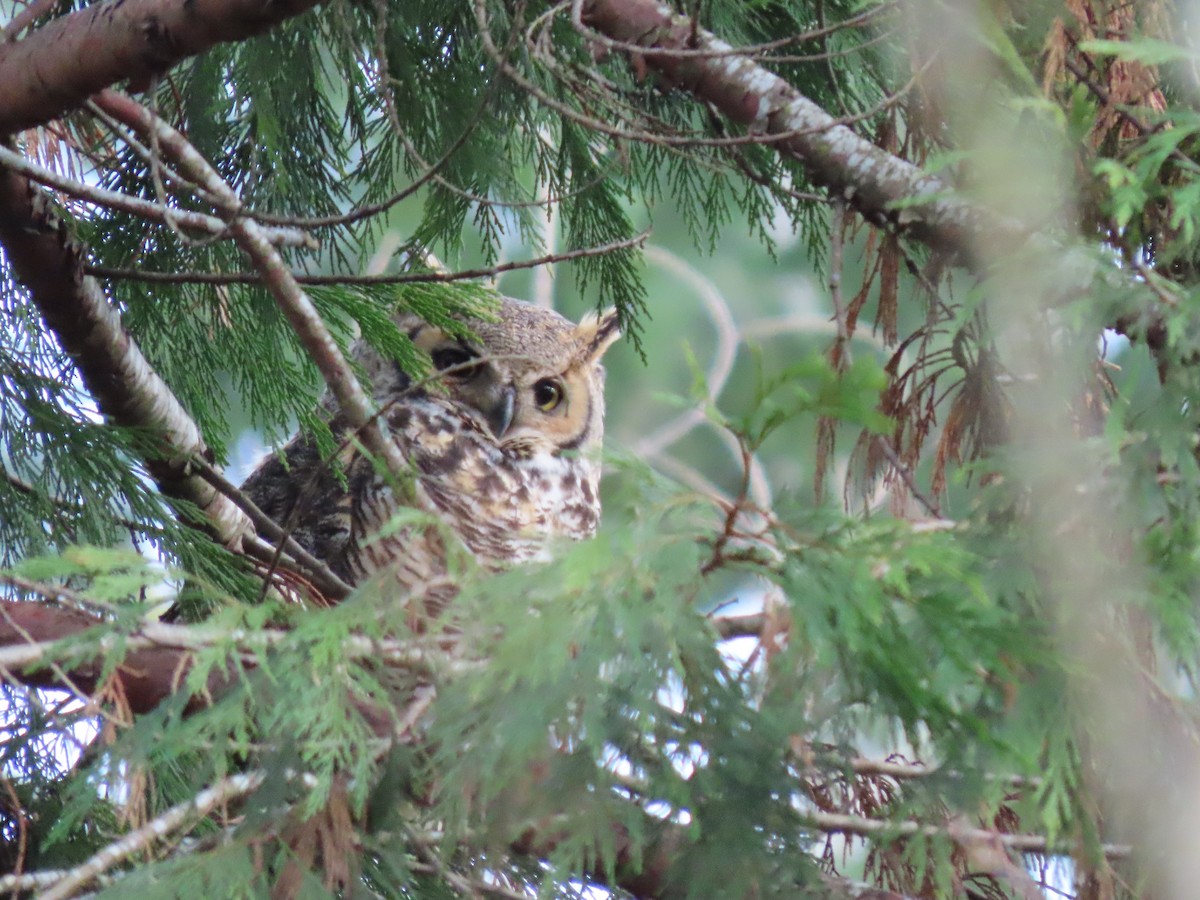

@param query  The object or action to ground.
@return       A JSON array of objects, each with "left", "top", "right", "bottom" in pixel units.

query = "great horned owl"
[{"left": 241, "top": 298, "right": 621, "bottom": 607}]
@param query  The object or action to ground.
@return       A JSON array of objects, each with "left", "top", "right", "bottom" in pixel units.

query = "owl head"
[{"left": 383, "top": 299, "right": 622, "bottom": 456}]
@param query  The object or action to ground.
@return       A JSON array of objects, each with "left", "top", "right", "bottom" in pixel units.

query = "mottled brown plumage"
[{"left": 241, "top": 299, "right": 620, "bottom": 609}]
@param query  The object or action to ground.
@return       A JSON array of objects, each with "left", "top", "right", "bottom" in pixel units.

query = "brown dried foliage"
[
  {"left": 801, "top": 753, "right": 1036, "bottom": 899},
  {"left": 817, "top": 224, "right": 905, "bottom": 504},
  {"left": 270, "top": 779, "right": 358, "bottom": 899},
  {"left": 1044, "top": 0, "right": 1169, "bottom": 148},
  {"left": 819, "top": 0, "right": 1170, "bottom": 517}
]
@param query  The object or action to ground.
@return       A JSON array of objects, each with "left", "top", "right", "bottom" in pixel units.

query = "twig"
[
  {"left": 0, "top": 572, "right": 116, "bottom": 618},
  {"left": 709, "top": 610, "right": 766, "bottom": 638},
  {"left": 83, "top": 229, "right": 650, "bottom": 285},
  {"left": 394, "top": 683, "right": 437, "bottom": 744},
  {"left": 1132, "top": 258, "right": 1182, "bottom": 308},
  {"left": 804, "top": 755, "right": 1040, "bottom": 789},
  {"left": 873, "top": 436, "right": 941, "bottom": 517},
  {"left": 38, "top": 771, "right": 267, "bottom": 899},
  {"left": 0, "top": 596, "right": 469, "bottom": 675},
  {"left": 830, "top": 198, "right": 851, "bottom": 362},
  {"left": 408, "top": 829, "right": 533, "bottom": 900},
  {"left": 0, "top": 773, "right": 27, "bottom": 876},
  {"left": 806, "top": 808, "right": 1132, "bottom": 859},
  {"left": 485, "top": 0, "right": 931, "bottom": 153},
  {"left": 0, "top": 144, "right": 314, "bottom": 248},
  {"left": 189, "top": 458, "right": 353, "bottom": 601},
  {"left": 1062, "top": 54, "right": 1190, "bottom": 170}
]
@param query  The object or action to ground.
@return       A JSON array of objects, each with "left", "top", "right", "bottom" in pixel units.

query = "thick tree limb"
[
  {"left": 0, "top": 599, "right": 227, "bottom": 713},
  {"left": 0, "top": 167, "right": 255, "bottom": 549},
  {"left": 0, "top": 596, "right": 466, "bottom": 713},
  {"left": 574, "top": 0, "right": 1017, "bottom": 258},
  {"left": 0, "top": 0, "right": 322, "bottom": 135},
  {"left": 571, "top": 0, "right": 1181, "bottom": 354}
]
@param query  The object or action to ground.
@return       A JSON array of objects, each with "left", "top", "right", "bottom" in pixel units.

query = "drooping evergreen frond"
[{"left": 4, "top": 0, "right": 1200, "bottom": 897}]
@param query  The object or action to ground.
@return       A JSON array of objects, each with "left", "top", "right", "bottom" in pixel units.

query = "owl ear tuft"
[{"left": 576, "top": 307, "right": 621, "bottom": 362}]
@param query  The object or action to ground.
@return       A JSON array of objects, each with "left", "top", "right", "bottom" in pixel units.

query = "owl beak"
[{"left": 484, "top": 384, "right": 516, "bottom": 438}]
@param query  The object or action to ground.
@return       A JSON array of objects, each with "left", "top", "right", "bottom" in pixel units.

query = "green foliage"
[
  {"left": 736, "top": 352, "right": 893, "bottom": 450},
  {"left": 7, "top": 0, "right": 1200, "bottom": 897}
]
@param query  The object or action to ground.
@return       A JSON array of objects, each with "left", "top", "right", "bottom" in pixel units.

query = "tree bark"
[
  {"left": 0, "top": 167, "right": 255, "bottom": 547},
  {"left": 0, "top": 600, "right": 226, "bottom": 713},
  {"left": 0, "top": 0, "right": 322, "bottom": 135},
  {"left": 578, "top": 0, "right": 1020, "bottom": 261}
]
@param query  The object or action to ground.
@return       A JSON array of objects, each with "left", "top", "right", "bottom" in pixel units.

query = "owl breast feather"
[{"left": 346, "top": 397, "right": 601, "bottom": 585}]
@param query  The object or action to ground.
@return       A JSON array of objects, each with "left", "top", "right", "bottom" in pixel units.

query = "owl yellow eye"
[{"left": 533, "top": 378, "right": 564, "bottom": 411}]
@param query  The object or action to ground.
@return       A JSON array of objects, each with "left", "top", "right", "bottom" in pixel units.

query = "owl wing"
[
  {"left": 238, "top": 429, "right": 360, "bottom": 583},
  {"left": 240, "top": 348, "right": 418, "bottom": 584}
]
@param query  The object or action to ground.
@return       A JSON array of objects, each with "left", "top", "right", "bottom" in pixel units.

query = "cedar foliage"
[{"left": 0, "top": 0, "right": 1198, "bottom": 897}]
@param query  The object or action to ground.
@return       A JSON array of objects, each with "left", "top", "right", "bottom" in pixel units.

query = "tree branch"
[
  {"left": 38, "top": 771, "right": 266, "bottom": 899},
  {"left": 0, "top": 143, "right": 316, "bottom": 249},
  {"left": 0, "top": 0, "right": 322, "bottom": 135},
  {"left": 509, "top": 800, "right": 1129, "bottom": 900},
  {"left": 806, "top": 809, "right": 1130, "bottom": 858},
  {"left": 190, "top": 458, "right": 353, "bottom": 601},
  {"left": 572, "top": 0, "right": 1015, "bottom": 258},
  {"left": 0, "top": 167, "right": 255, "bottom": 549},
  {"left": 568, "top": 0, "right": 1184, "bottom": 359},
  {"left": 510, "top": 812, "right": 925, "bottom": 900},
  {"left": 0, "top": 599, "right": 229, "bottom": 713},
  {"left": 91, "top": 90, "right": 414, "bottom": 488},
  {"left": 0, "top": 594, "right": 469, "bottom": 714},
  {"left": 83, "top": 229, "right": 651, "bottom": 285},
  {"left": 0, "top": 592, "right": 1121, "bottom": 895}
]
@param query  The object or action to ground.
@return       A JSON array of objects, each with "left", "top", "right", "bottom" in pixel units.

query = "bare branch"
[
  {"left": 0, "top": 597, "right": 458, "bottom": 670},
  {"left": 0, "top": 143, "right": 316, "bottom": 248},
  {"left": 38, "top": 771, "right": 266, "bottom": 899},
  {"left": 190, "top": 458, "right": 353, "bottom": 601},
  {"left": 83, "top": 229, "right": 651, "bottom": 285},
  {"left": 509, "top": 809, "right": 926, "bottom": 900},
  {"left": 808, "top": 808, "right": 1132, "bottom": 858},
  {"left": 873, "top": 436, "right": 941, "bottom": 518},
  {"left": 0, "top": 597, "right": 233, "bottom": 712}
]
